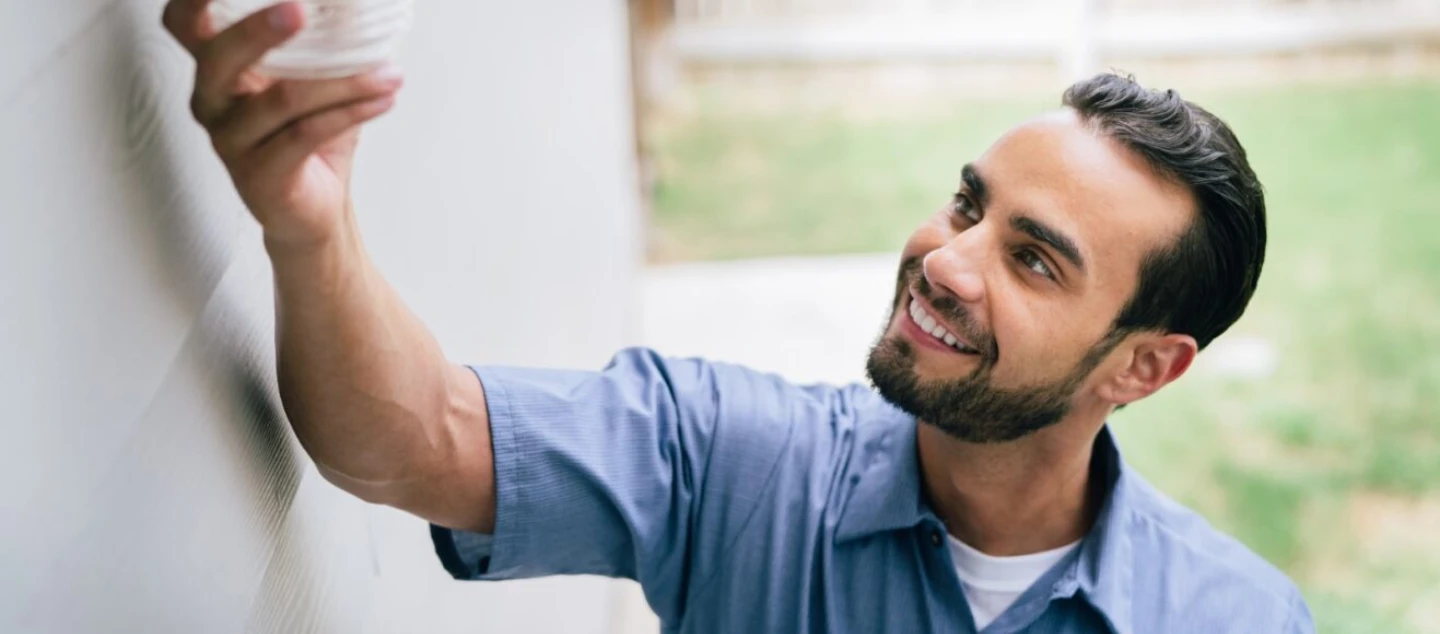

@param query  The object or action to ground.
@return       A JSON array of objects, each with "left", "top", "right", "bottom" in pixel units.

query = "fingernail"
[{"left": 269, "top": 3, "right": 300, "bottom": 31}]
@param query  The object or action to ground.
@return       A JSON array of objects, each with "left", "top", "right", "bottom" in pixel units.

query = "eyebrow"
[
  {"left": 960, "top": 163, "right": 988, "bottom": 207},
  {"left": 1012, "top": 215, "right": 1086, "bottom": 273},
  {"left": 963, "top": 162, "right": 1087, "bottom": 274}
]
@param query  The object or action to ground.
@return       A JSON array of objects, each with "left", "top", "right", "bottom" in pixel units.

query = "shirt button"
[{"left": 930, "top": 530, "right": 943, "bottom": 547}]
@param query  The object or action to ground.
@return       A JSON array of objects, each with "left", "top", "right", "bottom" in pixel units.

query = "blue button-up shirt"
[{"left": 431, "top": 348, "right": 1314, "bottom": 633}]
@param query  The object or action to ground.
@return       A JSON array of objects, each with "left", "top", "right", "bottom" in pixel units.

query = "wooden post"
[{"left": 628, "top": 0, "right": 677, "bottom": 260}]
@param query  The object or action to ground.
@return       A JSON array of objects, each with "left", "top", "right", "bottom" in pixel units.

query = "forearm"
[
  {"left": 162, "top": 3, "right": 492, "bottom": 530},
  {"left": 266, "top": 216, "right": 461, "bottom": 495}
]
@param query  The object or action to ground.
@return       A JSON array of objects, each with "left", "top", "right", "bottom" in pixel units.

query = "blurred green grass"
[{"left": 649, "top": 81, "right": 1440, "bottom": 632}]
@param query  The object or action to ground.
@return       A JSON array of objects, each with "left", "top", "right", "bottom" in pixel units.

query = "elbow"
[{"left": 315, "top": 460, "right": 406, "bottom": 506}]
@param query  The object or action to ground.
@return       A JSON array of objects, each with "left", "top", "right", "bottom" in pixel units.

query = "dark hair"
[{"left": 1063, "top": 73, "right": 1266, "bottom": 351}]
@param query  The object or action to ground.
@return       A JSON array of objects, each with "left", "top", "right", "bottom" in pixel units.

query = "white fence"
[
  {"left": 665, "top": 0, "right": 1440, "bottom": 82},
  {"left": 675, "top": 0, "right": 1434, "bottom": 23}
]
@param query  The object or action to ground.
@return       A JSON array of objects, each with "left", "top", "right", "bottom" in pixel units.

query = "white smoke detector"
[{"left": 211, "top": 0, "right": 415, "bottom": 79}]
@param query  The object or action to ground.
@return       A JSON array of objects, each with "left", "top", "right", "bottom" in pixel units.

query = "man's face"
[{"left": 866, "top": 109, "right": 1194, "bottom": 442}]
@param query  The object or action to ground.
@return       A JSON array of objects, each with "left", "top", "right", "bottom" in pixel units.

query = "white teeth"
[{"left": 909, "top": 297, "right": 971, "bottom": 352}]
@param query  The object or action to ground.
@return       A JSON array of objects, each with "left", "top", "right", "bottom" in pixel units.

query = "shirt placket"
[{"left": 919, "top": 518, "right": 979, "bottom": 634}]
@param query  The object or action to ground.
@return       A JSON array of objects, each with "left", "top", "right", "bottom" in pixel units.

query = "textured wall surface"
[{"left": 0, "top": 1, "right": 646, "bottom": 632}]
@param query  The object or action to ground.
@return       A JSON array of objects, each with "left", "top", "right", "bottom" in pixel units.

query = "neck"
[{"left": 917, "top": 409, "right": 1106, "bottom": 557}]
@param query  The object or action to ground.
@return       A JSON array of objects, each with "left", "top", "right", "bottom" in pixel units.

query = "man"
[{"left": 162, "top": 1, "right": 1315, "bottom": 632}]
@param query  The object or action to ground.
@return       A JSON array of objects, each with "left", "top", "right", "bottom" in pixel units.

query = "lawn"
[{"left": 648, "top": 81, "right": 1440, "bottom": 632}]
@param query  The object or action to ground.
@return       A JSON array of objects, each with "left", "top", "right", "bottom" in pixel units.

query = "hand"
[{"left": 162, "top": 0, "right": 405, "bottom": 251}]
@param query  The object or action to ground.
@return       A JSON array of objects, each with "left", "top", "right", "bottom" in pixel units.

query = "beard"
[{"left": 865, "top": 257, "right": 1122, "bottom": 444}]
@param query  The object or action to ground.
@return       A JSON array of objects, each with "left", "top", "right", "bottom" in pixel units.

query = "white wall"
[{"left": 0, "top": 0, "right": 647, "bottom": 632}]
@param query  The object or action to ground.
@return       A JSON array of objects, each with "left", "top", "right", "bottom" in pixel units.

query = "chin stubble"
[{"left": 866, "top": 258, "right": 1127, "bottom": 443}]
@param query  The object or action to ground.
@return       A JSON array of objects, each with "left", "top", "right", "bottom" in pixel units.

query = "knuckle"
[
  {"left": 160, "top": 2, "right": 183, "bottom": 34},
  {"left": 210, "top": 128, "right": 240, "bottom": 159},
  {"left": 231, "top": 160, "right": 256, "bottom": 185},
  {"left": 244, "top": 10, "right": 276, "bottom": 39},
  {"left": 193, "top": 54, "right": 219, "bottom": 88},
  {"left": 295, "top": 111, "right": 346, "bottom": 144},
  {"left": 345, "top": 103, "right": 369, "bottom": 124},
  {"left": 350, "top": 73, "right": 381, "bottom": 94},
  {"left": 188, "top": 92, "right": 208, "bottom": 122},
  {"left": 289, "top": 116, "right": 322, "bottom": 143},
  {"left": 269, "top": 82, "right": 300, "bottom": 112},
  {"left": 160, "top": 4, "right": 177, "bottom": 32}
]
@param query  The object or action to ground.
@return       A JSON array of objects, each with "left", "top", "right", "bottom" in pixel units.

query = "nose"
[{"left": 921, "top": 226, "right": 988, "bottom": 307}]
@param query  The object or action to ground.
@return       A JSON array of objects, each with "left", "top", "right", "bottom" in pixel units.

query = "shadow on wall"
[
  {"left": 108, "top": 0, "right": 304, "bottom": 530},
  {"left": 8, "top": 2, "right": 375, "bottom": 632}
]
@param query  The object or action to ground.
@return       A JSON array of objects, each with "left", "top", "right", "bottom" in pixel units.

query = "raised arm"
[{"left": 162, "top": 0, "right": 496, "bottom": 532}]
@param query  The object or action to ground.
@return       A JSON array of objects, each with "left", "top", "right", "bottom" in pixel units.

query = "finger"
[
  {"left": 246, "top": 95, "right": 398, "bottom": 180},
  {"left": 161, "top": 0, "right": 215, "bottom": 55},
  {"left": 191, "top": 2, "right": 305, "bottom": 125},
  {"left": 212, "top": 67, "right": 404, "bottom": 157}
]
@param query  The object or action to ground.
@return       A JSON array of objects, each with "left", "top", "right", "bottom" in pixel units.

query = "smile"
[{"left": 906, "top": 296, "right": 981, "bottom": 354}]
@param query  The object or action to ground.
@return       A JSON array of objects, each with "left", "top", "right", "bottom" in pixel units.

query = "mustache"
[{"left": 895, "top": 257, "right": 999, "bottom": 361}]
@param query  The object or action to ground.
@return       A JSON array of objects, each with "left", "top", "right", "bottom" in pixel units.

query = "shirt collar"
[
  {"left": 1061, "top": 426, "right": 1135, "bottom": 634},
  {"left": 834, "top": 397, "right": 929, "bottom": 543},
  {"left": 834, "top": 402, "right": 1137, "bottom": 634}
]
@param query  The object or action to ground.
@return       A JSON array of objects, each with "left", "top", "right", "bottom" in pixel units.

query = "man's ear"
[{"left": 1096, "top": 333, "right": 1197, "bottom": 407}]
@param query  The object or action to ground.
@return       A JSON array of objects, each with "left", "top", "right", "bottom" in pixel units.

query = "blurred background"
[
  {"left": 2, "top": 0, "right": 1436, "bottom": 632},
  {"left": 637, "top": 0, "right": 1440, "bottom": 632}
]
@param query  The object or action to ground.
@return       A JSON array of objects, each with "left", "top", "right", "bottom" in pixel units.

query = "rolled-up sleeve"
[{"left": 431, "top": 347, "right": 757, "bottom": 619}]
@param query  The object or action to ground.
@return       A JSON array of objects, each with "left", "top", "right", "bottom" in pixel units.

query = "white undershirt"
[{"left": 946, "top": 535, "right": 1082, "bottom": 631}]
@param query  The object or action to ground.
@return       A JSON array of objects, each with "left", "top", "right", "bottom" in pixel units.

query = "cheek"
[
  {"left": 988, "top": 295, "right": 1073, "bottom": 380},
  {"left": 990, "top": 300, "right": 1102, "bottom": 383}
]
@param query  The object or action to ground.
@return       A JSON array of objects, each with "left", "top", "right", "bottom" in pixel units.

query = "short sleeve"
[{"left": 430, "top": 347, "right": 810, "bottom": 622}]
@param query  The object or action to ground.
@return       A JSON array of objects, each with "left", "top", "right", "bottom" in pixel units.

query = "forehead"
[{"left": 976, "top": 110, "right": 1193, "bottom": 287}]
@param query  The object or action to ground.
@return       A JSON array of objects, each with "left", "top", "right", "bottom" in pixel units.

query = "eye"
[
  {"left": 952, "top": 192, "right": 981, "bottom": 223},
  {"left": 1016, "top": 248, "right": 1055, "bottom": 280}
]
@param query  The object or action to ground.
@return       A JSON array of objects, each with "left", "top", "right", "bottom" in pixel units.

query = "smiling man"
[{"left": 164, "top": 1, "right": 1313, "bottom": 631}]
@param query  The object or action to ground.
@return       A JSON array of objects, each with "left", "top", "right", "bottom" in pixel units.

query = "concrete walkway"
[{"left": 642, "top": 253, "right": 903, "bottom": 388}]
